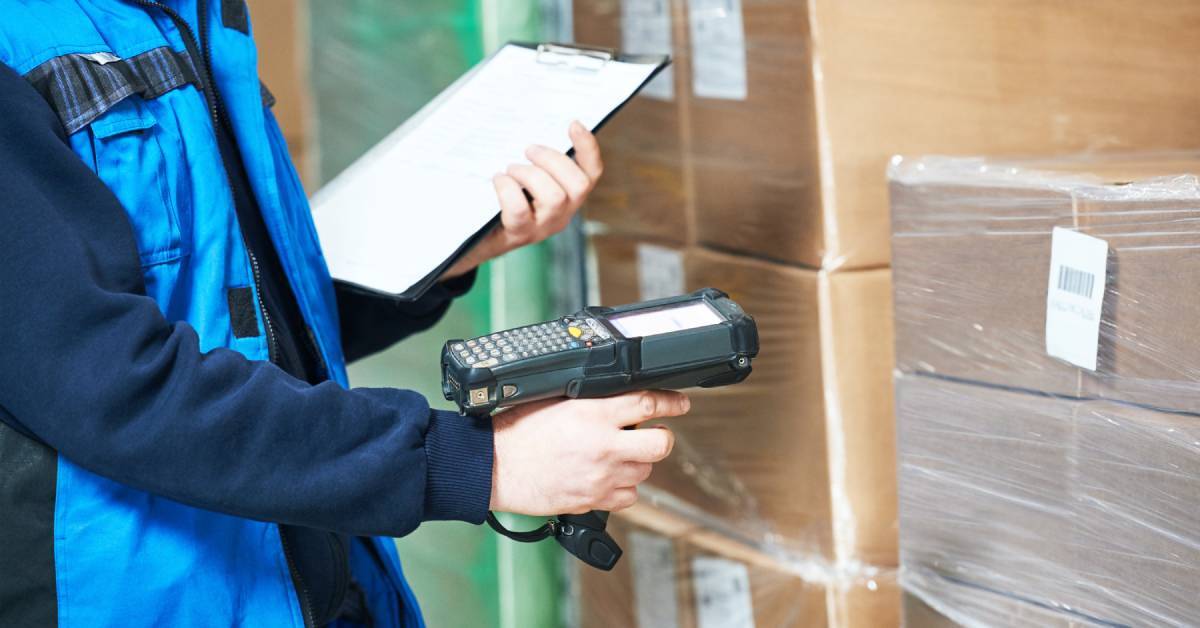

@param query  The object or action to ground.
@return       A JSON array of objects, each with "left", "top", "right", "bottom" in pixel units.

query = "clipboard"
[{"left": 311, "top": 41, "right": 671, "bottom": 301}]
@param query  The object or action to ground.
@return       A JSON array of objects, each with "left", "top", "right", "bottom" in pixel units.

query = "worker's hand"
[
  {"left": 441, "top": 120, "right": 602, "bottom": 280},
  {"left": 489, "top": 390, "right": 690, "bottom": 516}
]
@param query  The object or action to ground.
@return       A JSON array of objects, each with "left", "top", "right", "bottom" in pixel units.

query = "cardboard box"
[
  {"left": 896, "top": 375, "right": 1080, "bottom": 605},
  {"left": 891, "top": 155, "right": 1200, "bottom": 412},
  {"left": 895, "top": 374, "right": 1200, "bottom": 626},
  {"left": 247, "top": 0, "right": 314, "bottom": 189},
  {"left": 685, "top": 0, "right": 824, "bottom": 267},
  {"left": 890, "top": 163, "right": 1077, "bottom": 395},
  {"left": 589, "top": 0, "right": 1200, "bottom": 267},
  {"left": 589, "top": 233, "right": 897, "bottom": 566},
  {"left": 574, "top": 0, "right": 694, "bottom": 243},
  {"left": 248, "top": 0, "right": 309, "bottom": 139},
  {"left": 576, "top": 506, "right": 900, "bottom": 627}
]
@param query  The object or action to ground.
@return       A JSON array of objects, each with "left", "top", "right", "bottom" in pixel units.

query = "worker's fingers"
[
  {"left": 611, "top": 461, "right": 654, "bottom": 487},
  {"left": 617, "top": 425, "right": 676, "bottom": 463},
  {"left": 525, "top": 144, "right": 592, "bottom": 207},
  {"left": 599, "top": 487, "right": 639, "bottom": 512},
  {"left": 595, "top": 390, "right": 691, "bottom": 427},
  {"left": 569, "top": 120, "right": 603, "bottom": 181},
  {"left": 493, "top": 173, "right": 535, "bottom": 243},
  {"left": 505, "top": 164, "right": 568, "bottom": 225}
]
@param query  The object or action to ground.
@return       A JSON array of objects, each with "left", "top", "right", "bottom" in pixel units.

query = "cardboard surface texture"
[
  {"left": 687, "top": 1, "right": 823, "bottom": 267},
  {"left": 590, "top": 233, "right": 897, "bottom": 566},
  {"left": 891, "top": 155, "right": 1200, "bottom": 412},
  {"left": 807, "top": 0, "right": 1200, "bottom": 269},
  {"left": 247, "top": 0, "right": 313, "bottom": 189}
]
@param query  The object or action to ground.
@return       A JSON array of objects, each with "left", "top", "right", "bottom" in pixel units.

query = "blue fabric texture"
[{"left": 0, "top": 1, "right": 495, "bottom": 625}]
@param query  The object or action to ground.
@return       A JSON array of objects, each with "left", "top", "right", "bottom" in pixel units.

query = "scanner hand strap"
[
  {"left": 486, "top": 510, "right": 556, "bottom": 543},
  {"left": 485, "top": 510, "right": 623, "bottom": 571}
]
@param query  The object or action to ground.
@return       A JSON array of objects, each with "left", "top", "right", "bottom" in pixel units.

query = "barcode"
[{"left": 1056, "top": 265, "right": 1095, "bottom": 299}]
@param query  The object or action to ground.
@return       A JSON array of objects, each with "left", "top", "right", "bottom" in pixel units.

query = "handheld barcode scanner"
[{"left": 441, "top": 288, "right": 759, "bottom": 570}]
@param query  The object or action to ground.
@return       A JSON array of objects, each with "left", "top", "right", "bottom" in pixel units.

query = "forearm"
[{"left": 6, "top": 314, "right": 493, "bottom": 536}]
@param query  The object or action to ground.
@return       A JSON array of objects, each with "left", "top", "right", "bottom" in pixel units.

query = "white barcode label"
[
  {"left": 1045, "top": 227, "right": 1108, "bottom": 370},
  {"left": 688, "top": 0, "right": 747, "bottom": 100},
  {"left": 630, "top": 532, "right": 680, "bottom": 628},
  {"left": 637, "top": 243, "right": 685, "bottom": 300},
  {"left": 622, "top": 0, "right": 675, "bottom": 101},
  {"left": 692, "top": 556, "right": 754, "bottom": 628}
]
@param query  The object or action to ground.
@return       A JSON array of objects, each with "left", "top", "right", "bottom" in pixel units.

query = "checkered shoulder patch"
[{"left": 24, "top": 47, "right": 201, "bottom": 135}]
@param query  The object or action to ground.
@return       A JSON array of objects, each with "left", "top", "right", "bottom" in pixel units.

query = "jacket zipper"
[
  {"left": 193, "top": 0, "right": 281, "bottom": 365},
  {"left": 278, "top": 527, "right": 318, "bottom": 628},
  {"left": 125, "top": 1, "right": 313, "bottom": 625},
  {"left": 246, "top": 247, "right": 280, "bottom": 362}
]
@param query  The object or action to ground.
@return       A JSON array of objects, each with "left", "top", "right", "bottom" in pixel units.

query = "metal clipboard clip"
[{"left": 536, "top": 43, "right": 615, "bottom": 72}]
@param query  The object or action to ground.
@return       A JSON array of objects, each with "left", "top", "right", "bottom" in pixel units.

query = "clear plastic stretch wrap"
[{"left": 890, "top": 154, "right": 1200, "bottom": 626}]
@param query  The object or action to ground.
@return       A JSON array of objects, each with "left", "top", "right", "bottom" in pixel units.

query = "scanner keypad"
[{"left": 461, "top": 318, "right": 609, "bottom": 367}]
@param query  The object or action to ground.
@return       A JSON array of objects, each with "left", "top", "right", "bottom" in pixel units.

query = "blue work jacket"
[{"left": 0, "top": 1, "right": 493, "bottom": 625}]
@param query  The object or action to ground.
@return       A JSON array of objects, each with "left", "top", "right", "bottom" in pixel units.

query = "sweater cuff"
[{"left": 423, "top": 409, "right": 493, "bottom": 524}]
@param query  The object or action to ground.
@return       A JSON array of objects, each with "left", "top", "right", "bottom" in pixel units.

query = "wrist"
[
  {"left": 440, "top": 233, "right": 505, "bottom": 281},
  {"left": 489, "top": 414, "right": 509, "bottom": 512}
]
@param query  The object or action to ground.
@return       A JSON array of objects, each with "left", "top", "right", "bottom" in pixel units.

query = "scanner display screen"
[{"left": 609, "top": 302, "right": 723, "bottom": 338}]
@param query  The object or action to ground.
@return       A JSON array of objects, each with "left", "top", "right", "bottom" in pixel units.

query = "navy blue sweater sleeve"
[
  {"left": 335, "top": 270, "right": 477, "bottom": 364},
  {"left": 0, "top": 62, "right": 493, "bottom": 536}
]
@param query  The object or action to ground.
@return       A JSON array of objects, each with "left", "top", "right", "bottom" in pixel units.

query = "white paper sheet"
[{"left": 311, "top": 44, "right": 662, "bottom": 296}]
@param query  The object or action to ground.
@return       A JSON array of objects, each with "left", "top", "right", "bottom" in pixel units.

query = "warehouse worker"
[{"left": 0, "top": 3, "right": 689, "bottom": 627}]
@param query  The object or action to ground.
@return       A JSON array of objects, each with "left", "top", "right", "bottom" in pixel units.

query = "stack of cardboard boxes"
[
  {"left": 573, "top": 0, "right": 1200, "bottom": 625},
  {"left": 890, "top": 155, "right": 1200, "bottom": 626}
]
